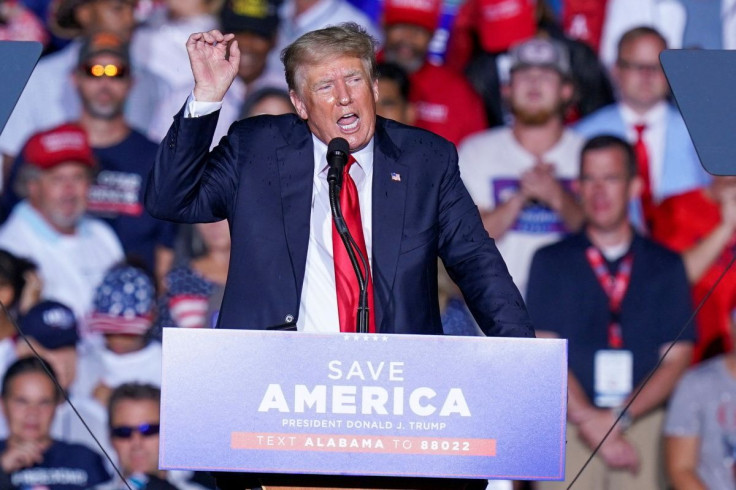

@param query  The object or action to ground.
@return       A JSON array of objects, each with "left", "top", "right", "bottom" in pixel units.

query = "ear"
[
  {"left": 25, "top": 177, "right": 40, "bottom": 202},
  {"left": 372, "top": 78, "right": 379, "bottom": 102},
  {"left": 628, "top": 174, "right": 643, "bottom": 201},
  {"left": 611, "top": 63, "right": 622, "bottom": 88},
  {"left": 405, "top": 101, "right": 417, "bottom": 126},
  {"left": 571, "top": 178, "right": 580, "bottom": 196},
  {"left": 500, "top": 83, "right": 510, "bottom": 100},
  {"left": 289, "top": 90, "right": 308, "bottom": 120},
  {"left": 561, "top": 80, "right": 574, "bottom": 104}
]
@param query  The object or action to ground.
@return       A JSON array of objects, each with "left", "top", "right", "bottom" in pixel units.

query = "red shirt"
[
  {"left": 409, "top": 63, "right": 487, "bottom": 145},
  {"left": 652, "top": 189, "right": 736, "bottom": 362}
]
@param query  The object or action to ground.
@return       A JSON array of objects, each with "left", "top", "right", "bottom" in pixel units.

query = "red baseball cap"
[
  {"left": 22, "top": 123, "right": 95, "bottom": 170},
  {"left": 384, "top": 0, "right": 442, "bottom": 33}
]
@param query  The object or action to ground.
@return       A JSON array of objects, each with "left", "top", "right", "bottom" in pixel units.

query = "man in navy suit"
[
  {"left": 145, "top": 23, "right": 532, "bottom": 488},
  {"left": 145, "top": 23, "right": 532, "bottom": 337}
]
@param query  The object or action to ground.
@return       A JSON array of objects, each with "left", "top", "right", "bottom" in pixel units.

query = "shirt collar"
[
  {"left": 17, "top": 200, "right": 89, "bottom": 241},
  {"left": 619, "top": 100, "right": 668, "bottom": 127},
  {"left": 313, "top": 134, "right": 375, "bottom": 179},
  {"left": 579, "top": 226, "right": 639, "bottom": 256}
]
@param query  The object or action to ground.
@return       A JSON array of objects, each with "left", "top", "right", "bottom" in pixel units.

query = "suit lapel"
[
  {"left": 277, "top": 121, "right": 314, "bottom": 305},
  {"left": 372, "top": 119, "right": 408, "bottom": 332}
]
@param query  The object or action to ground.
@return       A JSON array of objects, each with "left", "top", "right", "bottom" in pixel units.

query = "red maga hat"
[
  {"left": 384, "top": 0, "right": 442, "bottom": 33},
  {"left": 22, "top": 123, "right": 95, "bottom": 170}
]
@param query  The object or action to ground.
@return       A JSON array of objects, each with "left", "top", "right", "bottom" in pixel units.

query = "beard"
[
  {"left": 510, "top": 100, "right": 565, "bottom": 126},
  {"left": 383, "top": 43, "right": 425, "bottom": 75},
  {"left": 46, "top": 203, "right": 86, "bottom": 232},
  {"left": 82, "top": 92, "right": 125, "bottom": 120}
]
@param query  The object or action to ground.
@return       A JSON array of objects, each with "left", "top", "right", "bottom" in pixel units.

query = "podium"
[
  {"left": 159, "top": 329, "right": 567, "bottom": 486},
  {"left": 0, "top": 41, "right": 43, "bottom": 134}
]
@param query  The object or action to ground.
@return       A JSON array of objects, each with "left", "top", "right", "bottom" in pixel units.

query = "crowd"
[{"left": 0, "top": 0, "right": 733, "bottom": 488}]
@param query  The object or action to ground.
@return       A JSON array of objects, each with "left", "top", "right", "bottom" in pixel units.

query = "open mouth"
[{"left": 338, "top": 113, "right": 359, "bottom": 132}]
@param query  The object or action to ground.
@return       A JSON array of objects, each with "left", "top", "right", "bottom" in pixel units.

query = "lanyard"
[{"left": 585, "top": 247, "right": 634, "bottom": 348}]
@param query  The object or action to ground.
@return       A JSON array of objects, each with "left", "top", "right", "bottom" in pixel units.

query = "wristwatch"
[{"left": 611, "top": 406, "right": 633, "bottom": 432}]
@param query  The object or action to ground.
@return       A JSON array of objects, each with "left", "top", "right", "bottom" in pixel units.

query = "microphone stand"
[{"left": 327, "top": 170, "right": 370, "bottom": 333}]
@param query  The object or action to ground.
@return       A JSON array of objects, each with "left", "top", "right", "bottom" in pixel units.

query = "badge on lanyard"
[
  {"left": 594, "top": 349, "right": 633, "bottom": 407},
  {"left": 586, "top": 246, "right": 635, "bottom": 407}
]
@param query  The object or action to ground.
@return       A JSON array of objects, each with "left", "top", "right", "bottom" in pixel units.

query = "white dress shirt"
[
  {"left": 620, "top": 101, "right": 667, "bottom": 200},
  {"left": 298, "top": 135, "right": 373, "bottom": 332},
  {"left": 185, "top": 96, "right": 374, "bottom": 332}
]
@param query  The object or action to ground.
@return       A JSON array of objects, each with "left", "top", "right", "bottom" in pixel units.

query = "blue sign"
[
  {"left": 492, "top": 178, "right": 575, "bottom": 234},
  {"left": 160, "top": 329, "right": 567, "bottom": 480}
]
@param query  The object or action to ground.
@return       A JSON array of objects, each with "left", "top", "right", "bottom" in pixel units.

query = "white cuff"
[{"left": 184, "top": 92, "right": 224, "bottom": 118}]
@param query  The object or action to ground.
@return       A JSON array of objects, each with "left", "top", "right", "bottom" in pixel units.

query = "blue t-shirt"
[
  {"left": 88, "top": 130, "right": 177, "bottom": 271},
  {"left": 0, "top": 439, "right": 111, "bottom": 489}
]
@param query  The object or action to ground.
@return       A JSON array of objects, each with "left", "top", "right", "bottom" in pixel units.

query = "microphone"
[
  {"left": 326, "top": 137, "right": 370, "bottom": 333},
  {"left": 326, "top": 137, "right": 349, "bottom": 190}
]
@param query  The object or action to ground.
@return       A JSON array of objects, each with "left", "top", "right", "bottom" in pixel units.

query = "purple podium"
[{"left": 160, "top": 329, "right": 567, "bottom": 482}]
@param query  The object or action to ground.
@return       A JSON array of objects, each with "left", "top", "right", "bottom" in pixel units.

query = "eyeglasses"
[
  {"left": 616, "top": 59, "right": 662, "bottom": 75},
  {"left": 82, "top": 63, "right": 130, "bottom": 79},
  {"left": 111, "top": 423, "right": 160, "bottom": 438}
]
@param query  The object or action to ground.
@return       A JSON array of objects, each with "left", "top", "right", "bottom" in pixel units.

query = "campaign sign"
[{"left": 160, "top": 329, "right": 567, "bottom": 480}]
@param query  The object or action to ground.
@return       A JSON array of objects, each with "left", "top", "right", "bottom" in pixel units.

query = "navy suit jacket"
[{"left": 145, "top": 109, "right": 533, "bottom": 337}]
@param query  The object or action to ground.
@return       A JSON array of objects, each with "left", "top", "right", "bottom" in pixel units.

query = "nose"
[
  {"left": 129, "top": 430, "right": 146, "bottom": 447},
  {"left": 335, "top": 80, "right": 351, "bottom": 106}
]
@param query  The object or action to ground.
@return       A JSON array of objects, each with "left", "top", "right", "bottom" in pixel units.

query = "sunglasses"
[
  {"left": 82, "top": 63, "right": 130, "bottom": 79},
  {"left": 111, "top": 423, "right": 160, "bottom": 438}
]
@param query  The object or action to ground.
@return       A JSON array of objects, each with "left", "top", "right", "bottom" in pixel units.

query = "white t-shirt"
[
  {"left": 0, "top": 202, "right": 124, "bottom": 322},
  {"left": 72, "top": 341, "right": 162, "bottom": 401},
  {"left": 0, "top": 337, "right": 16, "bottom": 376},
  {"left": 458, "top": 127, "right": 583, "bottom": 296}
]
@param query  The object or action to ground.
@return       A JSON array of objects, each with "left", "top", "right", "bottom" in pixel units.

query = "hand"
[
  {"left": 577, "top": 408, "right": 639, "bottom": 473},
  {"left": 598, "top": 435, "right": 640, "bottom": 473},
  {"left": 519, "top": 162, "right": 565, "bottom": 209},
  {"left": 187, "top": 30, "right": 240, "bottom": 102},
  {"left": 1, "top": 440, "right": 45, "bottom": 473},
  {"left": 17, "top": 270, "right": 42, "bottom": 315},
  {"left": 577, "top": 408, "right": 620, "bottom": 448}
]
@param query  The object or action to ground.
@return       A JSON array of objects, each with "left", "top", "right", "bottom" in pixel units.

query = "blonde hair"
[{"left": 281, "top": 22, "right": 378, "bottom": 93}]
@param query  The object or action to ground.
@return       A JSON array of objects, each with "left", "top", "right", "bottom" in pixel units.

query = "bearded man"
[{"left": 459, "top": 37, "right": 584, "bottom": 296}]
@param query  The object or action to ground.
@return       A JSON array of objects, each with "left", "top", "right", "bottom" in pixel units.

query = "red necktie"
[
  {"left": 633, "top": 124, "right": 655, "bottom": 227},
  {"left": 332, "top": 156, "right": 376, "bottom": 333}
]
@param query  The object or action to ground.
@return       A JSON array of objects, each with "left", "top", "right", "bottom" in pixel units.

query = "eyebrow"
[
  {"left": 311, "top": 76, "right": 335, "bottom": 90},
  {"left": 311, "top": 70, "right": 364, "bottom": 90}
]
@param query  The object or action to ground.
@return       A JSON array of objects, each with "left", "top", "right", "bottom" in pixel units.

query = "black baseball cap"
[{"left": 220, "top": 0, "right": 281, "bottom": 38}]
